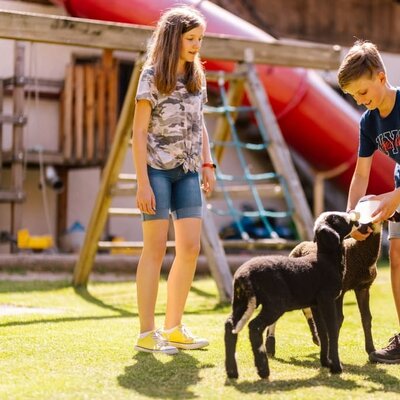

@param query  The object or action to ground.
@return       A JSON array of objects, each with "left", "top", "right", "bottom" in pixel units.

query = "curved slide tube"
[{"left": 50, "top": 0, "right": 395, "bottom": 195}]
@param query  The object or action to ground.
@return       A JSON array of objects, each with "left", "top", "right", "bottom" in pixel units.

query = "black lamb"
[
  {"left": 265, "top": 222, "right": 381, "bottom": 356},
  {"left": 224, "top": 211, "right": 359, "bottom": 379}
]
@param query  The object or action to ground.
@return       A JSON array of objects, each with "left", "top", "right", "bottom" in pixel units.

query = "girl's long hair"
[{"left": 144, "top": 6, "right": 206, "bottom": 94}]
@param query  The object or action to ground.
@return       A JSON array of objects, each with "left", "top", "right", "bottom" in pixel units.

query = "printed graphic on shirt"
[
  {"left": 376, "top": 130, "right": 400, "bottom": 156},
  {"left": 136, "top": 67, "right": 207, "bottom": 172}
]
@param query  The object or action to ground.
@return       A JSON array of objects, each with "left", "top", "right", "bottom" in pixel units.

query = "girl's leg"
[
  {"left": 136, "top": 219, "right": 169, "bottom": 333},
  {"left": 164, "top": 217, "right": 202, "bottom": 329}
]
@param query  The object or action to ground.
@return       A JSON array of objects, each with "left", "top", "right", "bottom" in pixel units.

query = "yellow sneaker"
[
  {"left": 134, "top": 329, "right": 178, "bottom": 355},
  {"left": 162, "top": 324, "right": 209, "bottom": 350}
]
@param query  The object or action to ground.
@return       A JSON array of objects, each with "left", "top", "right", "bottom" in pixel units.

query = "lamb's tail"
[{"left": 231, "top": 277, "right": 257, "bottom": 334}]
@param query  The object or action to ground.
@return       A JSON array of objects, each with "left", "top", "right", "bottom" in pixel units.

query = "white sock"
[
  {"left": 139, "top": 329, "right": 154, "bottom": 338},
  {"left": 163, "top": 325, "right": 179, "bottom": 333}
]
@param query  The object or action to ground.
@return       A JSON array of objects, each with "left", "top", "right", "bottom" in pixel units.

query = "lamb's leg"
[
  {"left": 311, "top": 306, "right": 330, "bottom": 368},
  {"left": 318, "top": 298, "right": 342, "bottom": 374},
  {"left": 335, "top": 293, "right": 345, "bottom": 331},
  {"left": 265, "top": 323, "right": 276, "bottom": 357},
  {"left": 249, "top": 308, "right": 281, "bottom": 379},
  {"left": 225, "top": 316, "right": 239, "bottom": 379},
  {"left": 355, "top": 288, "right": 375, "bottom": 354},
  {"left": 303, "top": 308, "right": 320, "bottom": 346}
]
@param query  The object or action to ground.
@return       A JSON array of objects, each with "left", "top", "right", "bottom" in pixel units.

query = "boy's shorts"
[
  {"left": 390, "top": 166, "right": 400, "bottom": 239},
  {"left": 142, "top": 164, "right": 202, "bottom": 221}
]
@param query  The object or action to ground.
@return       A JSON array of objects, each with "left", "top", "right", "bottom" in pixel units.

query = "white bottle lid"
[{"left": 354, "top": 195, "right": 380, "bottom": 224}]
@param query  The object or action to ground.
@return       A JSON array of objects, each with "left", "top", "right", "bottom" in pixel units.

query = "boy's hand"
[
  {"left": 370, "top": 190, "right": 400, "bottom": 222},
  {"left": 351, "top": 224, "right": 373, "bottom": 240}
]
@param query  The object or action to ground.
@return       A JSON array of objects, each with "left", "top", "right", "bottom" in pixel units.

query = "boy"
[{"left": 338, "top": 40, "right": 400, "bottom": 364}]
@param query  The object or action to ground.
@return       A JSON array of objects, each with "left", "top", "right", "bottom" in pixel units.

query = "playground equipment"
[{"left": 50, "top": 0, "right": 395, "bottom": 195}]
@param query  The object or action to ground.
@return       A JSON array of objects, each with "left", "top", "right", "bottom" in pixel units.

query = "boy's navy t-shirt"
[{"left": 359, "top": 89, "right": 400, "bottom": 187}]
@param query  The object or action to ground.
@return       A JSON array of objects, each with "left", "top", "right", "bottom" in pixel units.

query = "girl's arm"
[
  {"left": 132, "top": 99, "right": 156, "bottom": 214},
  {"left": 201, "top": 121, "right": 216, "bottom": 194}
]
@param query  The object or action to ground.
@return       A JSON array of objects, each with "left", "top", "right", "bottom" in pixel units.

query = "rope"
[{"left": 210, "top": 70, "right": 296, "bottom": 239}]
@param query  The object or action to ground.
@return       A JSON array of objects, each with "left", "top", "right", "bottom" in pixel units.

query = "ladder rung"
[
  {"left": 206, "top": 71, "right": 247, "bottom": 82},
  {"left": 108, "top": 207, "right": 141, "bottom": 216},
  {"left": 98, "top": 240, "right": 175, "bottom": 249},
  {"left": 211, "top": 140, "right": 267, "bottom": 150},
  {"left": 204, "top": 105, "right": 256, "bottom": 114},
  {"left": 0, "top": 190, "right": 25, "bottom": 203},
  {"left": 118, "top": 173, "right": 137, "bottom": 181},
  {"left": 222, "top": 238, "right": 299, "bottom": 250},
  {"left": 110, "top": 184, "right": 137, "bottom": 196},
  {"left": 210, "top": 184, "right": 282, "bottom": 200},
  {"left": 217, "top": 172, "right": 279, "bottom": 182}
]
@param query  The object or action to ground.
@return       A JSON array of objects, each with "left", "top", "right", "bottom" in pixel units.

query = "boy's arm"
[{"left": 347, "top": 156, "right": 373, "bottom": 211}]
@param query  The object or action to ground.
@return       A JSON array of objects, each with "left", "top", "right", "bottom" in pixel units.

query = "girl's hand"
[
  {"left": 136, "top": 183, "right": 156, "bottom": 214},
  {"left": 201, "top": 166, "right": 216, "bottom": 194}
]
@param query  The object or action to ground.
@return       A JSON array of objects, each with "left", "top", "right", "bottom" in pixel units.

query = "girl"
[{"left": 132, "top": 6, "right": 216, "bottom": 354}]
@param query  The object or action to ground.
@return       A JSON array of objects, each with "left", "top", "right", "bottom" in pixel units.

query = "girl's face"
[
  {"left": 343, "top": 71, "right": 387, "bottom": 111},
  {"left": 179, "top": 25, "right": 205, "bottom": 66}
]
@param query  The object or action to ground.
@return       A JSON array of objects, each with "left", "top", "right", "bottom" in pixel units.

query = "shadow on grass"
[
  {"left": 118, "top": 351, "right": 214, "bottom": 399},
  {"left": 74, "top": 286, "right": 134, "bottom": 316},
  {"left": 225, "top": 352, "right": 400, "bottom": 395},
  {"left": 0, "top": 280, "right": 70, "bottom": 293}
]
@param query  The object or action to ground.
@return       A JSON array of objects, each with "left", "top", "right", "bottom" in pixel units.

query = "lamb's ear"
[{"left": 314, "top": 224, "right": 340, "bottom": 252}]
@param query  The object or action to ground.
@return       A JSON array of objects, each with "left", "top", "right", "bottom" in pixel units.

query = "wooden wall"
[{"left": 212, "top": 0, "right": 400, "bottom": 53}]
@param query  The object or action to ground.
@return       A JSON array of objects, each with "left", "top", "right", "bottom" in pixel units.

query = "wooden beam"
[{"left": 0, "top": 10, "right": 341, "bottom": 69}]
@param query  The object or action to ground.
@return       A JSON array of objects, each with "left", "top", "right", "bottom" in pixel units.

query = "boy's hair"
[
  {"left": 338, "top": 40, "right": 386, "bottom": 89},
  {"left": 144, "top": 6, "right": 206, "bottom": 94}
]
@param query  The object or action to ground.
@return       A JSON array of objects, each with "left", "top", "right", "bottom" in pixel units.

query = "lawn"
[{"left": 1, "top": 263, "right": 400, "bottom": 400}]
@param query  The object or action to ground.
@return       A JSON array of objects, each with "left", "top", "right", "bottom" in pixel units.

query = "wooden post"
[
  {"left": 73, "top": 58, "right": 143, "bottom": 286},
  {"left": 10, "top": 41, "right": 25, "bottom": 252},
  {"left": 200, "top": 201, "right": 233, "bottom": 302}
]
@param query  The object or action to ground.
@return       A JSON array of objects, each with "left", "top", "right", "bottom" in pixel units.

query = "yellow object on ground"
[{"left": 17, "top": 229, "right": 54, "bottom": 250}]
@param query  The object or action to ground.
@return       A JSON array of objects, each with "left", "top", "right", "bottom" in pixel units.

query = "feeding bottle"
[{"left": 353, "top": 195, "right": 400, "bottom": 223}]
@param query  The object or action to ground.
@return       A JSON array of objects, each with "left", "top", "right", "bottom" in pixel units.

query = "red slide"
[{"left": 50, "top": 0, "right": 394, "bottom": 195}]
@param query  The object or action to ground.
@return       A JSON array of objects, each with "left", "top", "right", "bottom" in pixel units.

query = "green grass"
[{"left": 1, "top": 265, "right": 400, "bottom": 400}]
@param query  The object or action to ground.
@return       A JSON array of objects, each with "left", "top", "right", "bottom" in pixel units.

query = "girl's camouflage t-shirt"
[{"left": 136, "top": 67, "right": 207, "bottom": 172}]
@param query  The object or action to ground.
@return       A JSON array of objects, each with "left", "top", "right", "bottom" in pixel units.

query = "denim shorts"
[
  {"left": 388, "top": 164, "right": 400, "bottom": 239},
  {"left": 142, "top": 164, "right": 202, "bottom": 221}
]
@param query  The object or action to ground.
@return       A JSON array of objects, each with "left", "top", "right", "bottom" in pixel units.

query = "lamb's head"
[{"left": 313, "top": 211, "right": 360, "bottom": 252}]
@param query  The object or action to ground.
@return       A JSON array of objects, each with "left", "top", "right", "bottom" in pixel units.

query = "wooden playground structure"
[{"left": 0, "top": 9, "right": 341, "bottom": 301}]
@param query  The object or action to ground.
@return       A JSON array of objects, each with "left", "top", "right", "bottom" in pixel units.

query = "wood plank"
[
  {"left": 0, "top": 10, "right": 341, "bottom": 69},
  {"left": 10, "top": 42, "right": 25, "bottom": 252},
  {"left": 200, "top": 202, "right": 233, "bottom": 302},
  {"left": 62, "top": 64, "right": 73, "bottom": 160},
  {"left": 74, "top": 65, "right": 84, "bottom": 161},
  {"left": 107, "top": 64, "right": 118, "bottom": 144},
  {"left": 96, "top": 66, "right": 106, "bottom": 161},
  {"left": 0, "top": 79, "right": 3, "bottom": 186},
  {"left": 85, "top": 65, "right": 95, "bottom": 161},
  {"left": 102, "top": 50, "right": 116, "bottom": 150},
  {"left": 73, "top": 59, "right": 144, "bottom": 286}
]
